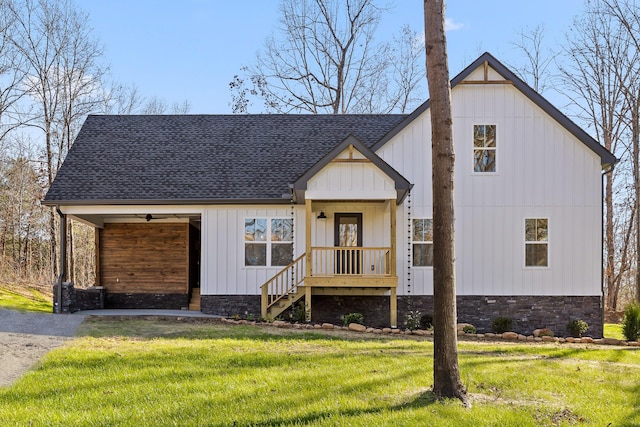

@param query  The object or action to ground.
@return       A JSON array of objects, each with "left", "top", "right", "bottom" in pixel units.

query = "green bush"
[
  {"left": 492, "top": 317, "right": 513, "bottom": 334},
  {"left": 291, "top": 304, "right": 308, "bottom": 323},
  {"left": 567, "top": 319, "right": 589, "bottom": 338},
  {"left": 463, "top": 325, "right": 476, "bottom": 334},
  {"left": 343, "top": 312, "right": 364, "bottom": 326},
  {"left": 420, "top": 313, "right": 433, "bottom": 330},
  {"left": 622, "top": 303, "right": 640, "bottom": 342},
  {"left": 405, "top": 310, "right": 421, "bottom": 331}
]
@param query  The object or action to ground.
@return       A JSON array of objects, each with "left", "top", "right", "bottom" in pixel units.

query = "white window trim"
[
  {"left": 411, "top": 217, "right": 433, "bottom": 268},
  {"left": 524, "top": 217, "right": 550, "bottom": 269},
  {"left": 472, "top": 123, "right": 498, "bottom": 175},
  {"left": 243, "top": 217, "right": 293, "bottom": 268}
]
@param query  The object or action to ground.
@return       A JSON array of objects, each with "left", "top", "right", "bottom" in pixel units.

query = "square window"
[
  {"left": 245, "top": 243, "right": 266, "bottom": 266},
  {"left": 245, "top": 218, "right": 294, "bottom": 267}
]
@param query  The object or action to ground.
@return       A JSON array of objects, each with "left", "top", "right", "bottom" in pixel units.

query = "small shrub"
[
  {"left": 420, "top": 313, "right": 433, "bottom": 330},
  {"left": 492, "top": 317, "right": 513, "bottom": 334},
  {"left": 567, "top": 319, "right": 589, "bottom": 338},
  {"left": 231, "top": 313, "right": 241, "bottom": 321},
  {"left": 622, "top": 303, "right": 640, "bottom": 342},
  {"left": 463, "top": 325, "right": 476, "bottom": 334},
  {"left": 291, "top": 304, "right": 308, "bottom": 323},
  {"left": 343, "top": 312, "right": 364, "bottom": 326},
  {"left": 405, "top": 310, "right": 421, "bottom": 331}
]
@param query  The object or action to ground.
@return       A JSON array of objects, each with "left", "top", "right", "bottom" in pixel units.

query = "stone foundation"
[
  {"left": 398, "top": 295, "right": 603, "bottom": 338},
  {"left": 105, "top": 293, "right": 189, "bottom": 310},
  {"left": 311, "top": 296, "right": 390, "bottom": 328},
  {"left": 53, "top": 282, "right": 105, "bottom": 313},
  {"left": 201, "top": 295, "right": 261, "bottom": 318}
]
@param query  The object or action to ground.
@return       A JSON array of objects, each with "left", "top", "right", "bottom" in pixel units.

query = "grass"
[
  {"left": 604, "top": 323, "right": 625, "bottom": 340},
  {"left": 0, "top": 285, "right": 52, "bottom": 312},
  {"left": 1, "top": 317, "right": 639, "bottom": 426}
]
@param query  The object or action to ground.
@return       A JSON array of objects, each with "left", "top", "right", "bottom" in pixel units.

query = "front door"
[{"left": 334, "top": 213, "right": 362, "bottom": 274}]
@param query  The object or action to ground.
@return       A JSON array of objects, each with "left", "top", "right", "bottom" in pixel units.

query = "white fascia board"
[{"left": 58, "top": 205, "right": 206, "bottom": 216}]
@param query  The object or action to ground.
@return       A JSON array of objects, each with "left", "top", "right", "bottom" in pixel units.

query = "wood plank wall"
[{"left": 99, "top": 223, "right": 189, "bottom": 294}]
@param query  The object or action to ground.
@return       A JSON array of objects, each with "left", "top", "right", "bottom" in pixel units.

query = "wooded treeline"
[
  {"left": 1, "top": 0, "right": 639, "bottom": 312},
  {"left": 0, "top": 0, "right": 188, "bottom": 293}
]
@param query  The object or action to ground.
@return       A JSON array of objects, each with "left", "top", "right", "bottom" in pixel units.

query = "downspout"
[
  {"left": 56, "top": 206, "right": 67, "bottom": 314},
  {"left": 601, "top": 163, "right": 614, "bottom": 335}
]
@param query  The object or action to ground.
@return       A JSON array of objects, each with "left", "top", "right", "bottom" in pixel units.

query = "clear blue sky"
[{"left": 79, "top": 1, "right": 587, "bottom": 114}]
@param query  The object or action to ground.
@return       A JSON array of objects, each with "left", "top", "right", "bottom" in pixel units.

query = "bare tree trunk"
[
  {"left": 424, "top": 0, "right": 467, "bottom": 404},
  {"left": 634, "top": 106, "right": 640, "bottom": 303}
]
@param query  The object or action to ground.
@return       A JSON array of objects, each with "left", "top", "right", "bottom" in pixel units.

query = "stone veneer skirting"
[
  {"left": 105, "top": 293, "right": 189, "bottom": 310},
  {"left": 201, "top": 295, "right": 261, "bottom": 318},
  {"left": 398, "top": 295, "right": 603, "bottom": 338}
]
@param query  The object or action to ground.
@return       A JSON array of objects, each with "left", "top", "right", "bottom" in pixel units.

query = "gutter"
[{"left": 55, "top": 206, "right": 67, "bottom": 314}]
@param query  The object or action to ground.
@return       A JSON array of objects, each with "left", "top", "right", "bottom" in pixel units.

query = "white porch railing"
[{"left": 310, "top": 247, "right": 391, "bottom": 276}]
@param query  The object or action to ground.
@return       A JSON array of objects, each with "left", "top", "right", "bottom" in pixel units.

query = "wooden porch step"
[{"left": 189, "top": 288, "right": 201, "bottom": 311}]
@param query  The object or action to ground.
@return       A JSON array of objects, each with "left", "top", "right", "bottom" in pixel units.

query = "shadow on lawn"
[{"left": 249, "top": 390, "right": 439, "bottom": 426}]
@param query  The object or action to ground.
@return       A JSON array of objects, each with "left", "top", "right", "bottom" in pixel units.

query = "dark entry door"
[{"left": 334, "top": 213, "right": 362, "bottom": 274}]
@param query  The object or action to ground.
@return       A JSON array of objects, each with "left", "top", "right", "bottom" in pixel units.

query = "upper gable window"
[{"left": 473, "top": 124, "right": 496, "bottom": 173}]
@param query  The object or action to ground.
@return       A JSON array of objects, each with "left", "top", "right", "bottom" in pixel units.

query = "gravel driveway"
[{"left": 0, "top": 309, "right": 87, "bottom": 387}]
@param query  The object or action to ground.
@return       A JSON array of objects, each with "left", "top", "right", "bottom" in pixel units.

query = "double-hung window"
[
  {"left": 245, "top": 218, "right": 293, "bottom": 267},
  {"left": 412, "top": 218, "right": 433, "bottom": 267},
  {"left": 473, "top": 124, "right": 496, "bottom": 173},
  {"left": 525, "top": 218, "right": 548, "bottom": 267}
]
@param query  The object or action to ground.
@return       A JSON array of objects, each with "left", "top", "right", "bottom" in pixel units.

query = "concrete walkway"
[{"left": 74, "top": 309, "right": 223, "bottom": 318}]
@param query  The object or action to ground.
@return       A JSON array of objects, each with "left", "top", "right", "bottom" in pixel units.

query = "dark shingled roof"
[{"left": 44, "top": 114, "right": 407, "bottom": 205}]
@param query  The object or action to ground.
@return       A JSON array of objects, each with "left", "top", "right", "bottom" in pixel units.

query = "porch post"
[
  {"left": 390, "top": 199, "right": 396, "bottom": 276},
  {"left": 305, "top": 199, "right": 312, "bottom": 321},
  {"left": 305, "top": 199, "right": 312, "bottom": 276},
  {"left": 390, "top": 199, "right": 397, "bottom": 327},
  {"left": 390, "top": 287, "right": 397, "bottom": 328}
]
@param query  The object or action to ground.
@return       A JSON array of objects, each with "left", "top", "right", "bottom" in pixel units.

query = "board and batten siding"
[
  {"left": 200, "top": 205, "right": 306, "bottom": 296},
  {"left": 99, "top": 222, "right": 189, "bottom": 294},
  {"left": 305, "top": 147, "right": 397, "bottom": 200},
  {"left": 377, "top": 70, "right": 602, "bottom": 297}
]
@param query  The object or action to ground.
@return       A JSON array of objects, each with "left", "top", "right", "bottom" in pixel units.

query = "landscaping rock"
[
  {"left": 348, "top": 323, "right": 366, "bottom": 332},
  {"left": 321, "top": 323, "right": 334, "bottom": 329},
  {"left": 484, "top": 333, "right": 496, "bottom": 338},
  {"left": 518, "top": 334, "right": 527, "bottom": 341},
  {"left": 602, "top": 338, "right": 621, "bottom": 346},
  {"left": 382, "top": 328, "right": 392, "bottom": 334},
  {"left": 372, "top": 329, "right": 382, "bottom": 334},
  {"left": 457, "top": 323, "right": 474, "bottom": 332},
  {"left": 365, "top": 327, "right": 375, "bottom": 333},
  {"left": 313, "top": 324, "right": 322, "bottom": 329},
  {"left": 272, "top": 320, "right": 287, "bottom": 328},
  {"left": 580, "top": 337, "right": 594, "bottom": 343},
  {"left": 391, "top": 328, "right": 401, "bottom": 334},
  {"left": 502, "top": 332, "right": 518, "bottom": 340},
  {"left": 565, "top": 337, "right": 575, "bottom": 343},
  {"left": 542, "top": 336, "right": 554, "bottom": 342},
  {"left": 629, "top": 341, "right": 640, "bottom": 347}
]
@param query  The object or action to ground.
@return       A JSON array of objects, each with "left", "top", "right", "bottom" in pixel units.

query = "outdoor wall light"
[{"left": 317, "top": 211, "right": 327, "bottom": 219}]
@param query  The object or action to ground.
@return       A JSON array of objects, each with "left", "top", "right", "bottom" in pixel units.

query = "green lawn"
[
  {"left": 604, "top": 323, "right": 625, "bottom": 340},
  {"left": 0, "top": 317, "right": 638, "bottom": 426},
  {"left": 0, "top": 285, "right": 52, "bottom": 312}
]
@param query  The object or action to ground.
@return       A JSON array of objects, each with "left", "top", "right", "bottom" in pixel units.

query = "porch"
[{"left": 261, "top": 198, "right": 399, "bottom": 327}]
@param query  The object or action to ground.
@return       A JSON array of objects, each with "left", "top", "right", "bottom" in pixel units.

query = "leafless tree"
[
  {"left": 140, "top": 96, "right": 191, "bottom": 114},
  {"left": 424, "top": 0, "right": 467, "bottom": 404},
  {"left": 509, "top": 25, "right": 559, "bottom": 94},
  {"left": 558, "top": 0, "right": 633, "bottom": 310},
  {"left": 599, "top": 0, "right": 640, "bottom": 304},
  {"left": 6, "top": 0, "right": 106, "bottom": 283},
  {"left": 229, "top": 0, "right": 424, "bottom": 114}
]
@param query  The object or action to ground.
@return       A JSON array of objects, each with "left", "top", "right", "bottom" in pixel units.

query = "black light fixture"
[
  {"left": 145, "top": 214, "right": 153, "bottom": 222},
  {"left": 317, "top": 211, "right": 327, "bottom": 219}
]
